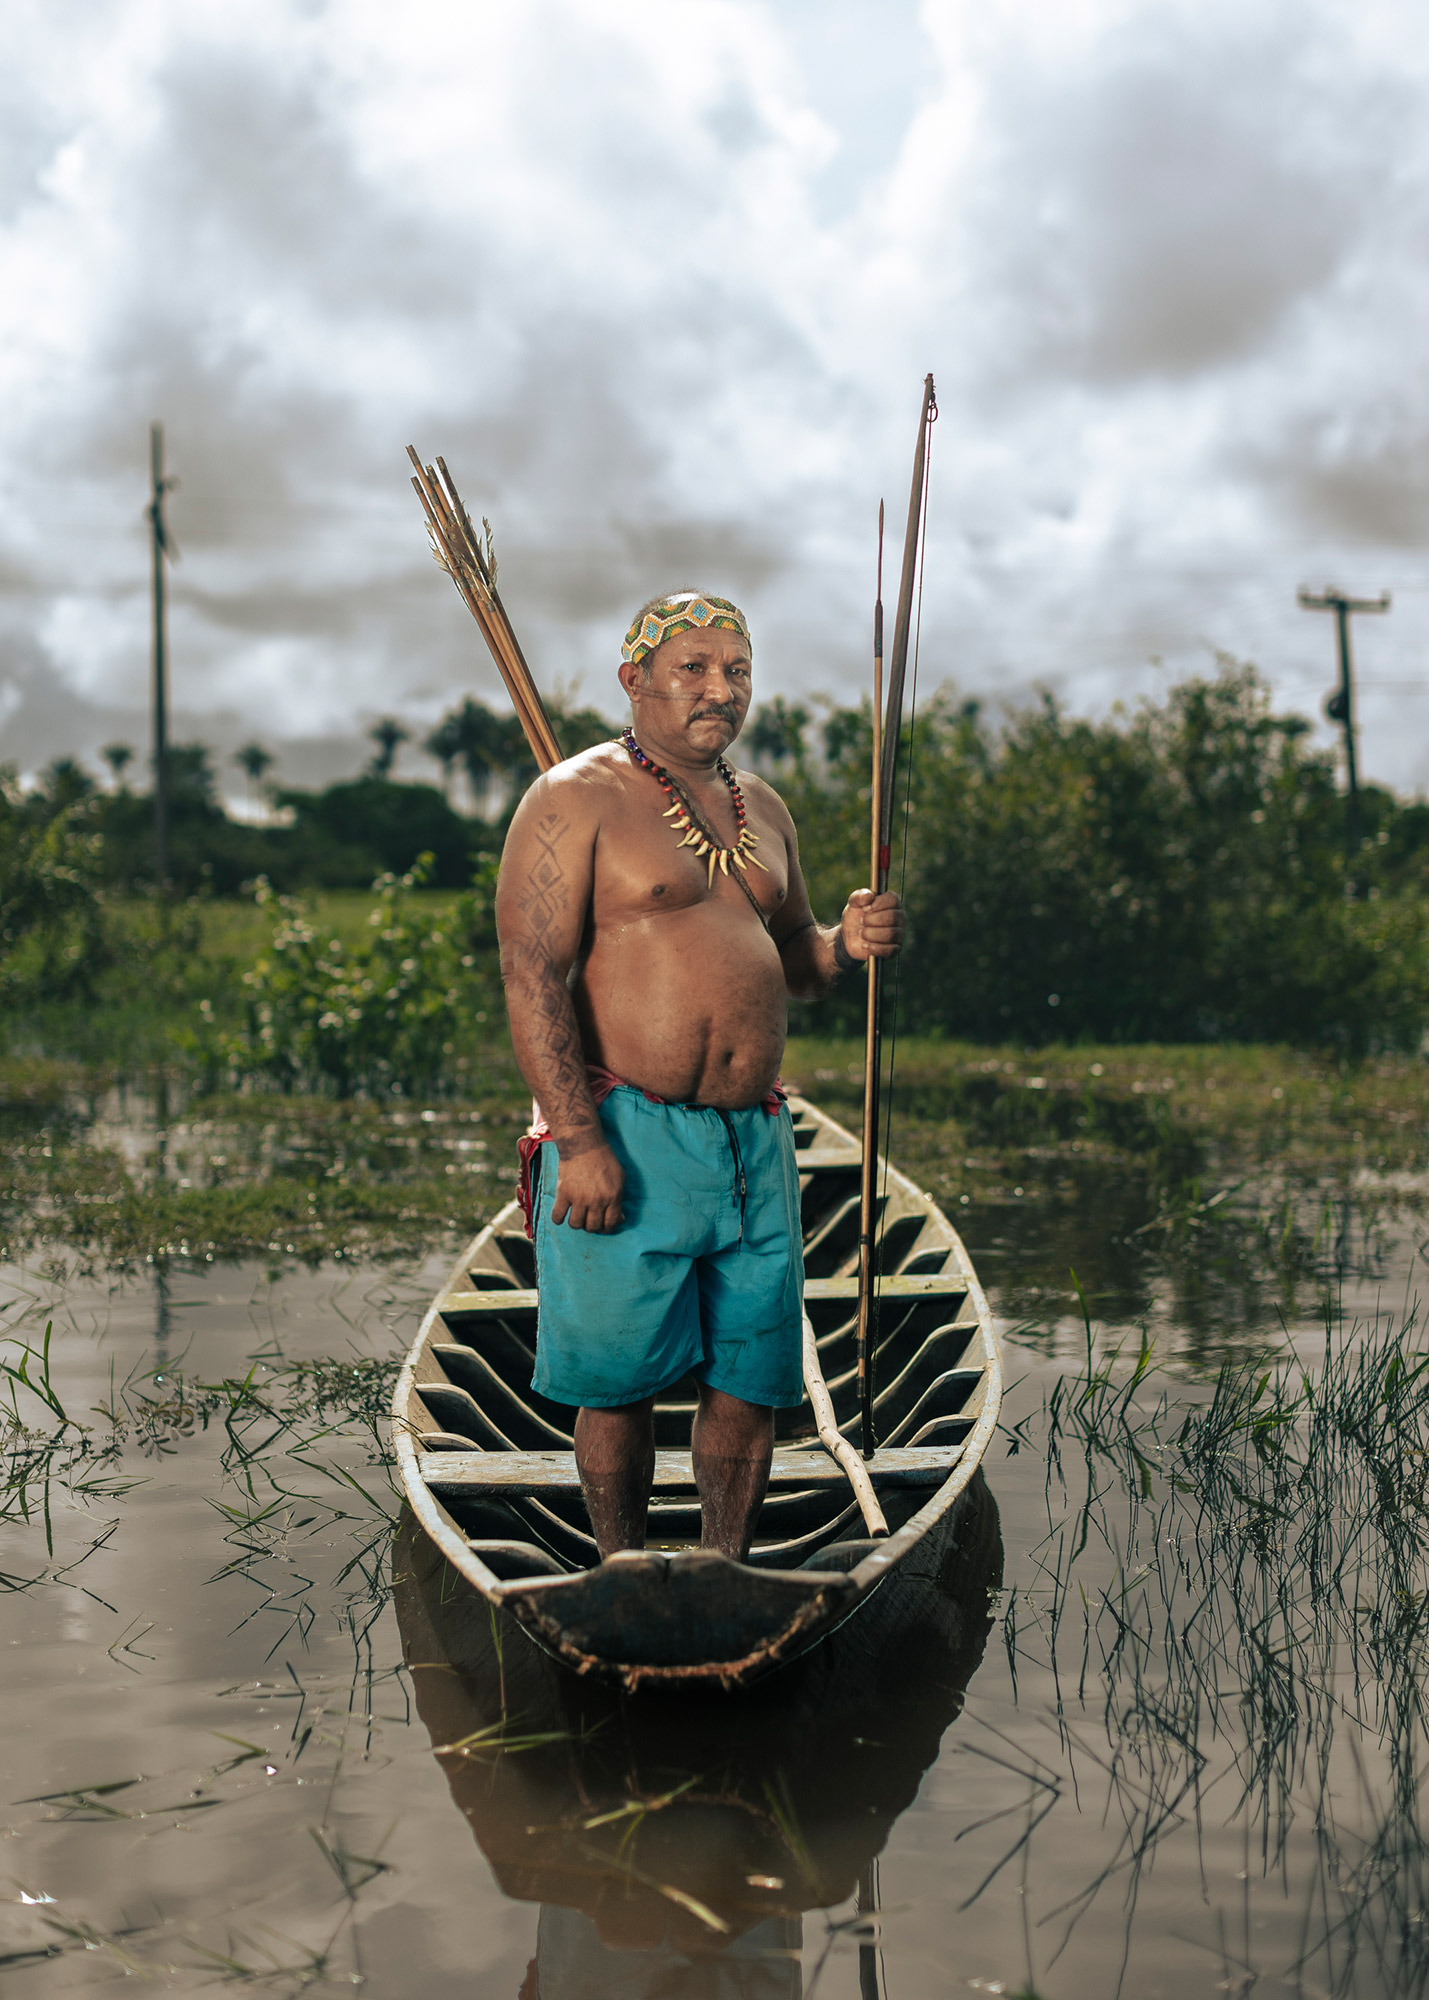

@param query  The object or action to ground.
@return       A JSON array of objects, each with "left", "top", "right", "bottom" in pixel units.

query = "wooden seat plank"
[
  {"left": 421, "top": 1443, "right": 963, "bottom": 1497},
  {"left": 439, "top": 1273, "right": 968, "bottom": 1318}
]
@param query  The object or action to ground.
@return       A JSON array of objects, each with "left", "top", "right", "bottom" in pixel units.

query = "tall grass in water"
[
  {"left": 1002, "top": 1302, "right": 1429, "bottom": 1998},
  {"left": 2, "top": 1287, "right": 411, "bottom": 1983},
  {"left": 1175, "top": 1316, "right": 1429, "bottom": 1994}
]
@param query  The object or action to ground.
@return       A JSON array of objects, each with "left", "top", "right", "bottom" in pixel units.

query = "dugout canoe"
[{"left": 390, "top": 1094, "right": 1003, "bottom": 1690}]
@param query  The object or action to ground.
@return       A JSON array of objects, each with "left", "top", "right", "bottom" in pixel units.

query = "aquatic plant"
[{"left": 994, "top": 1301, "right": 1429, "bottom": 1997}]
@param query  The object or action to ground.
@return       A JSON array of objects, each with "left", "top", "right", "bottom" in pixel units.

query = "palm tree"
[
  {"left": 167, "top": 743, "right": 218, "bottom": 806},
  {"left": 423, "top": 713, "right": 464, "bottom": 800},
  {"left": 491, "top": 712, "right": 537, "bottom": 797},
  {"left": 41, "top": 757, "right": 95, "bottom": 807},
  {"left": 367, "top": 717, "right": 410, "bottom": 780},
  {"left": 450, "top": 698, "right": 494, "bottom": 811},
  {"left": 233, "top": 742, "right": 275, "bottom": 817},
  {"left": 448, "top": 698, "right": 510, "bottom": 816},
  {"left": 101, "top": 742, "right": 134, "bottom": 789}
]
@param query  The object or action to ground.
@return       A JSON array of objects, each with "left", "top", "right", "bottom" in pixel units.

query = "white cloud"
[
  {"left": 0, "top": 0, "right": 1426, "bottom": 798},
  {"left": 39, "top": 592, "right": 147, "bottom": 705}
]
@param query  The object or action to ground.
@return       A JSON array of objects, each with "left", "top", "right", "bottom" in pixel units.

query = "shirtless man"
[{"left": 496, "top": 591, "right": 904, "bottom": 1563}]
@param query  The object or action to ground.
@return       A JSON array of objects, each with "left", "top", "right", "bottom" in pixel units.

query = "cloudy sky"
[{"left": 2, "top": 0, "right": 1427, "bottom": 802}]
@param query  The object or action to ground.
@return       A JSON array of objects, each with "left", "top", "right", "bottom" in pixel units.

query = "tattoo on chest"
[{"left": 517, "top": 813, "right": 570, "bottom": 937}]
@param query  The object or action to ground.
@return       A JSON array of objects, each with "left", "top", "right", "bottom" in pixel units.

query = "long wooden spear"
[
  {"left": 855, "top": 373, "right": 937, "bottom": 1459},
  {"left": 407, "top": 448, "right": 564, "bottom": 773}
]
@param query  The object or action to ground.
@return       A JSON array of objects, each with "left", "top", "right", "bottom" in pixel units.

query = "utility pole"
[
  {"left": 148, "top": 422, "right": 177, "bottom": 893},
  {"left": 1297, "top": 585, "right": 1390, "bottom": 876}
]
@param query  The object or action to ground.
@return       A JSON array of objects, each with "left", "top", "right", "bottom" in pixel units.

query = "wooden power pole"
[
  {"left": 148, "top": 422, "right": 177, "bottom": 892},
  {"left": 1297, "top": 585, "right": 1390, "bottom": 872}
]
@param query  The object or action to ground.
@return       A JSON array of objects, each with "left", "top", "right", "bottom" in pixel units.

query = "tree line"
[
  {"left": 23, "top": 697, "right": 614, "bottom": 896},
  {"left": 779, "top": 660, "right": 1429, "bottom": 1048},
  {"left": 4, "top": 662, "right": 1428, "bottom": 1048}
]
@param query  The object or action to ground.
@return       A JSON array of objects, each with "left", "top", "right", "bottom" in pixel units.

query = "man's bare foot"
[
  {"left": 575, "top": 1401, "right": 655, "bottom": 1557},
  {"left": 691, "top": 1384, "right": 774, "bottom": 1561}
]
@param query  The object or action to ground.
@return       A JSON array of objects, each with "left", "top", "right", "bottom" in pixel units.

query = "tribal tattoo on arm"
[{"left": 497, "top": 805, "right": 604, "bottom": 1156}]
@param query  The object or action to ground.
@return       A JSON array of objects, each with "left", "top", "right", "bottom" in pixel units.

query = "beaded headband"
[{"left": 621, "top": 592, "right": 751, "bottom": 668}]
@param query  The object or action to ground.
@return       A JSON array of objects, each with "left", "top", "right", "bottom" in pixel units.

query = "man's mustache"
[{"left": 641, "top": 690, "right": 742, "bottom": 724}]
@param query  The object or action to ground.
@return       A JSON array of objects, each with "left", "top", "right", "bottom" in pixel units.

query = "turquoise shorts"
[{"left": 531, "top": 1089, "right": 806, "bottom": 1410}]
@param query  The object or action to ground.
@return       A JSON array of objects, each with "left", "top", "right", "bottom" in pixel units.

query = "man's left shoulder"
[{"left": 733, "top": 766, "right": 795, "bottom": 829}]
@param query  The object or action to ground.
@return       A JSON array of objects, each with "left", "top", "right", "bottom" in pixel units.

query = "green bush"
[
  {"left": 211, "top": 857, "right": 501, "bottom": 1097},
  {"left": 771, "top": 661, "right": 1429, "bottom": 1051},
  {"left": 0, "top": 766, "right": 114, "bottom": 1001}
]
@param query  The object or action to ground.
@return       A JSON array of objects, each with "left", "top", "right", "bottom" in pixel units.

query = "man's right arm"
[{"left": 495, "top": 775, "right": 624, "bottom": 1233}]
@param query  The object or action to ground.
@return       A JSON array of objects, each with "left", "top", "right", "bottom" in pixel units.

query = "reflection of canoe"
[
  {"left": 393, "top": 1471, "right": 1003, "bottom": 1957},
  {"left": 391, "top": 1097, "right": 1003, "bottom": 1690}
]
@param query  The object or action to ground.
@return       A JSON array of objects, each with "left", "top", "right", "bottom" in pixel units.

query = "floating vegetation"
[
  {"left": 0, "top": 1074, "right": 526, "bottom": 1268},
  {"left": 2, "top": 1291, "right": 399, "bottom": 1620},
  {"left": 2, "top": 1269, "right": 422, "bottom": 1991},
  {"left": 990, "top": 1299, "right": 1429, "bottom": 1997},
  {"left": 3, "top": 1035, "right": 1424, "bottom": 1293},
  {"left": 781, "top": 1036, "right": 1429, "bottom": 1364}
]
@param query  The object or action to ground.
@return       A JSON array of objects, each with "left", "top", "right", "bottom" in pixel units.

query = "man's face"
[{"left": 620, "top": 627, "right": 753, "bottom": 759}]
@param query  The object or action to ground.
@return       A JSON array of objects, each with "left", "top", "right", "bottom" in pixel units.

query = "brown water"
[{"left": 3, "top": 1182, "right": 1428, "bottom": 1998}]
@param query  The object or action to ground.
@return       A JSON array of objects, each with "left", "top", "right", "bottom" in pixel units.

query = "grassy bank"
[
  {"left": 0, "top": 1064, "right": 527, "bottom": 1270},
  {"left": 784, "top": 1034, "right": 1429, "bottom": 1183},
  {"left": 3, "top": 1031, "right": 1424, "bottom": 1299},
  {"left": 3, "top": 889, "right": 475, "bottom": 1072},
  {"left": 790, "top": 1037, "right": 1429, "bottom": 1357}
]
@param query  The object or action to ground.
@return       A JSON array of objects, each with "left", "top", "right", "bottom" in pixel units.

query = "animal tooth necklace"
[{"left": 621, "top": 726, "right": 769, "bottom": 889}]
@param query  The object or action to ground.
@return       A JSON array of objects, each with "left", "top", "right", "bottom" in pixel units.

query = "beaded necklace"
[{"left": 620, "top": 726, "right": 769, "bottom": 890}]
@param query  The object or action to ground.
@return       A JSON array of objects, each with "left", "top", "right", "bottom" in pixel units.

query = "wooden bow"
[{"left": 855, "top": 374, "right": 937, "bottom": 1458}]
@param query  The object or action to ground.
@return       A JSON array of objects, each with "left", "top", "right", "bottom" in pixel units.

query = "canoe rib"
[{"left": 390, "top": 1094, "right": 1002, "bottom": 1687}]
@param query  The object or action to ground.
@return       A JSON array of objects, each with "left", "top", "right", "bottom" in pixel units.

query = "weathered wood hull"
[{"left": 390, "top": 1096, "right": 1002, "bottom": 1689}]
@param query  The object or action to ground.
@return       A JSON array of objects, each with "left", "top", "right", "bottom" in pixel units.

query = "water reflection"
[
  {"left": 972, "top": 1159, "right": 1428, "bottom": 1365},
  {"left": 525, "top": 1908, "right": 799, "bottom": 1999},
  {"left": 395, "top": 1476, "right": 1003, "bottom": 1996}
]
